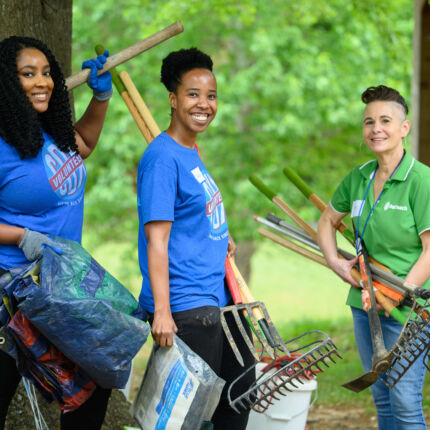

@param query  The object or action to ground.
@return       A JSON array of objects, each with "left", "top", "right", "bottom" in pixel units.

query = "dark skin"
[
  {"left": 146, "top": 68, "right": 236, "bottom": 347},
  {"left": 0, "top": 47, "right": 110, "bottom": 247}
]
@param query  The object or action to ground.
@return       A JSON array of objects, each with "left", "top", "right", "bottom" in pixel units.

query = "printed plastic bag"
[
  {"left": 10, "top": 237, "right": 150, "bottom": 388},
  {"left": 131, "top": 336, "right": 225, "bottom": 430}
]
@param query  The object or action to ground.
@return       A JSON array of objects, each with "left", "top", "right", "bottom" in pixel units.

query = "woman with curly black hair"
[
  {"left": 0, "top": 36, "right": 113, "bottom": 430},
  {"left": 137, "top": 47, "right": 255, "bottom": 429}
]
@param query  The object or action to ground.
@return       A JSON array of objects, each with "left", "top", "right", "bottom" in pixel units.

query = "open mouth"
[
  {"left": 32, "top": 93, "right": 49, "bottom": 102},
  {"left": 191, "top": 113, "right": 210, "bottom": 123}
]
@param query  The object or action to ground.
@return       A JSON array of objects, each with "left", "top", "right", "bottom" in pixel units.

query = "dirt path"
[{"left": 307, "top": 405, "right": 377, "bottom": 429}]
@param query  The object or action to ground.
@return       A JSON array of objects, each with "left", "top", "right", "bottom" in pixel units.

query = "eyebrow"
[
  {"left": 186, "top": 87, "right": 216, "bottom": 92},
  {"left": 18, "top": 64, "right": 50, "bottom": 71},
  {"left": 363, "top": 115, "right": 392, "bottom": 122}
]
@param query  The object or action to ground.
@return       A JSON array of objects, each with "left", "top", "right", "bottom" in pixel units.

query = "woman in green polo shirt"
[{"left": 318, "top": 85, "right": 430, "bottom": 430}]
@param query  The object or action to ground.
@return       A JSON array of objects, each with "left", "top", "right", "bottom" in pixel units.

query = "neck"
[
  {"left": 375, "top": 146, "right": 404, "bottom": 177},
  {"left": 166, "top": 126, "right": 197, "bottom": 149}
]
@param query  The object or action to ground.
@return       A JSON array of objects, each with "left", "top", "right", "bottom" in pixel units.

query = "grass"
[{"left": 85, "top": 237, "right": 429, "bottom": 413}]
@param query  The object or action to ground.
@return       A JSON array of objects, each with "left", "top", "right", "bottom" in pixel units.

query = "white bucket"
[{"left": 246, "top": 363, "right": 317, "bottom": 430}]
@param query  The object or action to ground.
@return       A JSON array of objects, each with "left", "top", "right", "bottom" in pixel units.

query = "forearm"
[
  {"left": 405, "top": 248, "right": 430, "bottom": 287},
  {"left": 0, "top": 223, "right": 25, "bottom": 246},
  {"left": 74, "top": 97, "right": 110, "bottom": 158},
  {"left": 317, "top": 211, "right": 339, "bottom": 267}
]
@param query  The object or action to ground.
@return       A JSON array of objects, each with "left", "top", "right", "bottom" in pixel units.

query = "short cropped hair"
[
  {"left": 361, "top": 85, "right": 408, "bottom": 117},
  {"left": 160, "top": 47, "right": 213, "bottom": 93}
]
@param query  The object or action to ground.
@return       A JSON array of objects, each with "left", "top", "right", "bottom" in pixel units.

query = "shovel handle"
[{"left": 66, "top": 21, "right": 183, "bottom": 90}]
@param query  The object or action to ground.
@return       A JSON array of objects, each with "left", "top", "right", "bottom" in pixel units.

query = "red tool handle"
[{"left": 225, "top": 258, "right": 243, "bottom": 304}]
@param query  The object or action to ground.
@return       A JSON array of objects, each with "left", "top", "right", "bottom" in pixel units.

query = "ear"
[
  {"left": 168, "top": 92, "right": 177, "bottom": 110},
  {"left": 401, "top": 119, "right": 411, "bottom": 138}
]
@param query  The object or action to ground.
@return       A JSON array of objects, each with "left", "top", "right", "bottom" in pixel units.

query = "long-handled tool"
[
  {"left": 228, "top": 329, "right": 341, "bottom": 413},
  {"left": 221, "top": 257, "right": 289, "bottom": 364},
  {"left": 67, "top": 21, "right": 183, "bottom": 90}
]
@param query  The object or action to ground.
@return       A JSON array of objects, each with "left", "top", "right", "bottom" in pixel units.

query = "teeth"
[
  {"left": 33, "top": 94, "right": 47, "bottom": 100},
  {"left": 192, "top": 113, "right": 208, "bottom": 121}
]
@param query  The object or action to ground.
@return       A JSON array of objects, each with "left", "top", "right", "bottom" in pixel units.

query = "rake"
[{"left": 227, "top": 330, "right": 341, "bottom": 413}]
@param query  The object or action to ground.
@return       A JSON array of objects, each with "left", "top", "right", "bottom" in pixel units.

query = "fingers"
[{"left": 152, "top": 316, "right": 177, "bottom": 347}]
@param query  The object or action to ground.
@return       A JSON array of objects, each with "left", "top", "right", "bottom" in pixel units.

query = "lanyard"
[{"left": 355, "top": 151, "right": 405, "bottom": 253}]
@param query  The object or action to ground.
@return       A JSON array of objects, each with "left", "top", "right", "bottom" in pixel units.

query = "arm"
[
  {"left": 0, "top": 223, "right": 24, "bottom": 245},
  {"left": 405, "top": 230, "right": 430, "bottom": 287},
  {"left": 227, "top": 232, "right": 237, "bottom": 258},
  {"left": 318, "top": 205, "right": 359, "bottom": 287},
  {"left": 74, "top": 98, "right": 110, "bottom": 159},
  {"left": 144, "top": 220, "right": 177, "bottom": 347}
]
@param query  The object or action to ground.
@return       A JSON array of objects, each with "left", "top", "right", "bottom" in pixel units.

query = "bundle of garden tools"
[
  {"left": 220, "top": 256, "right": 342, "bottom": 413},
  {"left": 249, "top": 167, "right": 430, "bottom": 394}
]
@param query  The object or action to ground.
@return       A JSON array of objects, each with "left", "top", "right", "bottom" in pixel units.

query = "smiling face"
[
  {"left": 168, "top": 68, "right": 217, "bottom": 144},
  {"left": 362, "top": 101, "right": 410, "bottom": 157},
  {"left": 16, "top": 47, "right": 54, "bottom": 113}
]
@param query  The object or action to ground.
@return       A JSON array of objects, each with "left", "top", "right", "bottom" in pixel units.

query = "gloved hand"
[
  {"left": 18, "top": 228, "right": 63, "bottom": 261},
  {"left": 81, "top": 50, "right": 113, "bottom": 102}
]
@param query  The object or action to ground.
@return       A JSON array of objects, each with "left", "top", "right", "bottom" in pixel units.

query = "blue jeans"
[{"left": 351, "top": 307, "right": 427, "bottom": 430}]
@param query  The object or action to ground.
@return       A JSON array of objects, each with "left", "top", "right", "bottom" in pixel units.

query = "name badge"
[{"left": 351, "top": 200, "right": 364, "bottom": 218}]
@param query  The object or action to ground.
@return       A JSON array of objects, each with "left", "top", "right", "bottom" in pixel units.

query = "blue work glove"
[
  {"left": 18, "top": 228, "right": 63, "bottom": 261},
  {"left": 81, "top": 50, "right": 113, "bottom": 102}
]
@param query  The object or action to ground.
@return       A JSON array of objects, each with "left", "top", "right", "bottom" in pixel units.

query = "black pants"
[
  {"left": 0, "top": 268, "right": 111, "bottom": 430},
  {"left": 152, "top": 305, "right": 255, "bottom": 430}
]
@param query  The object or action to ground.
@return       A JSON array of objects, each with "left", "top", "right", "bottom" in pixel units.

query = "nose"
[
  {"left": 196, "top": 96, "right": 209, "bottom": 108},
  {"left": 35, "top": 73, "right": 49, "bottom": 87}
]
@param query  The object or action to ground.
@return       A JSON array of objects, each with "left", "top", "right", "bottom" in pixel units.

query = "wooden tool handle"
[
  {"left": 66, "top": 21, "right": 183, "bottom": 90},
  {"left": 120, "top": 71, "right": 161, "bottom": 138}
]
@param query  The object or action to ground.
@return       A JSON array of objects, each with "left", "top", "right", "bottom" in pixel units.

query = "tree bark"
[{"left": 0, "top": 0, "right": 72, "bottom": 76}]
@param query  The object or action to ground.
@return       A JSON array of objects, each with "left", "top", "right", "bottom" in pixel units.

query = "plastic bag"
[
  {"left": 131, "top": 336, "right": 225, "bottom": 430},
  {"left": 9, "top": 237, "right": 150, "bottom": 388}
]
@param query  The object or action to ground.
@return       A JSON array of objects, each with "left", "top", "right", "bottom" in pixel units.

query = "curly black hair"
[
  {"left": 361, "top": 85, "right": 408, "bottom": 117},
  {"left": 0, "top": 36, "right": 77, "bottom": 158},
  {"left": 160, "top": 47, "right": 213, "bottom": 93}
]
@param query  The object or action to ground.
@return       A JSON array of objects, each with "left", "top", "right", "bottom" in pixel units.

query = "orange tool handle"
[{"left": 225, "top": 258, "right": 243, "bottom": 304}]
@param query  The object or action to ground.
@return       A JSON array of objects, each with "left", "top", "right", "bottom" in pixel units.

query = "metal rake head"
[
  {"left": 220, "top": 301, "right": 290, "bottom": 366},
  {"left": 227, "top": 330, "right": 342, "bottom": 413},
  {"left": 384, "top": 300, "right": 430, "bottom": 389}
]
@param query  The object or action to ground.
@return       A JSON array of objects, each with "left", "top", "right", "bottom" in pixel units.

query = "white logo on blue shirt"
[{"left": 195, "top": 168, "right": 227, "bottom": 238}]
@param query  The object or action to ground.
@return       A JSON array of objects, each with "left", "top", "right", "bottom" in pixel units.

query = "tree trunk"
[{"left": 0, "top": 0, "right": 72, "bottom": 76}]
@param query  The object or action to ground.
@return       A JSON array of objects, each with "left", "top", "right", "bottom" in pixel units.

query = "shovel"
[{"left": 342, "top": 239, "right": 393, "bottom": 392}]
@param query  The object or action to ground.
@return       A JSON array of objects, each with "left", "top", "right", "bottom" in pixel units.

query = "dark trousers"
[
  {"left": 153, "top": 305, "right": 255, "bottom": 430},
  {"left": 0, "top": 267, "right": 111, "bottom": 430}
]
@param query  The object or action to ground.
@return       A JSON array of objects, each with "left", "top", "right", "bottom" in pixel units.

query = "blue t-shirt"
[
  {"left": 137, "top": 132, "right": 230, "bottom": 313},
  {"left": 0, "top": 132, "right": 87, "bottom": 269}
]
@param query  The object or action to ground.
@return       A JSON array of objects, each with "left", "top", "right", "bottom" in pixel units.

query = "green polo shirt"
[{"left": 330, "top": 151, "right": 430, "bottom": 312}]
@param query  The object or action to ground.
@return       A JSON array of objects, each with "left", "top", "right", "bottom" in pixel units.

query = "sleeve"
[
  {"left": 329, "top": 170, "right": 354, "bottom": 214},
  {"left": 138, "top": 154, "right": 178, "bottom": 225},
  {"left": 410, "top": 175, "right": 430, "bottom": 235}
]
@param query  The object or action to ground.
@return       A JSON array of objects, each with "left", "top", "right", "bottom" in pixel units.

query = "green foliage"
[{"left": 72, "top": 0, "right": 413, "bottom": 249}]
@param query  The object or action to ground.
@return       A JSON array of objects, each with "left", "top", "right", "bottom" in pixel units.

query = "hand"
[
  {"left": 18, "top": 228, "right": 62, "bottom": 261},
  {"left": 328, "top": 256, "right": 360, "bottom": 287},
  {"left": 362, "top": 289, "right": 392, "bottom": 317},
  {"left": 151, "top": 309, "right": 178, "bottom": 347},
  {"left": 81, "top": 50, "right": 113, "bottom": 101},
  {"left": 227, "top": 234, "right": 237, "bottom": 258}
]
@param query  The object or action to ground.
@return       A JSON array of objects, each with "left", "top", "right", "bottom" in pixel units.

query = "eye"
[
  {"left": 208, "top": 94, "right": 217, "bottom": 100},
  {"left": 188, "top": 92, "right": 198, "bottom": 97},
  {"left": 364, "top": 120, "right": 373, "bottom": 126},
  {"left": 43, "top": 71, "right": 51, "bottom": 77},
  {"left": 21, "top": 71, "right": 34, "bottom": 78},
  {"left": 382, "top": 118, "right": 390, "bottom": 123}
]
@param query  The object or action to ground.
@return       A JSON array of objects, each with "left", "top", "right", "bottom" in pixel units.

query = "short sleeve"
[
  {"left": 330, "top": 170, "right": 353, "bottom": 214},
  {"left": 410, "top": 176, "right": 430, "bottom": 235},
  {"left": 138, "top": 158, "right": 178, "bottom": 225}
]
